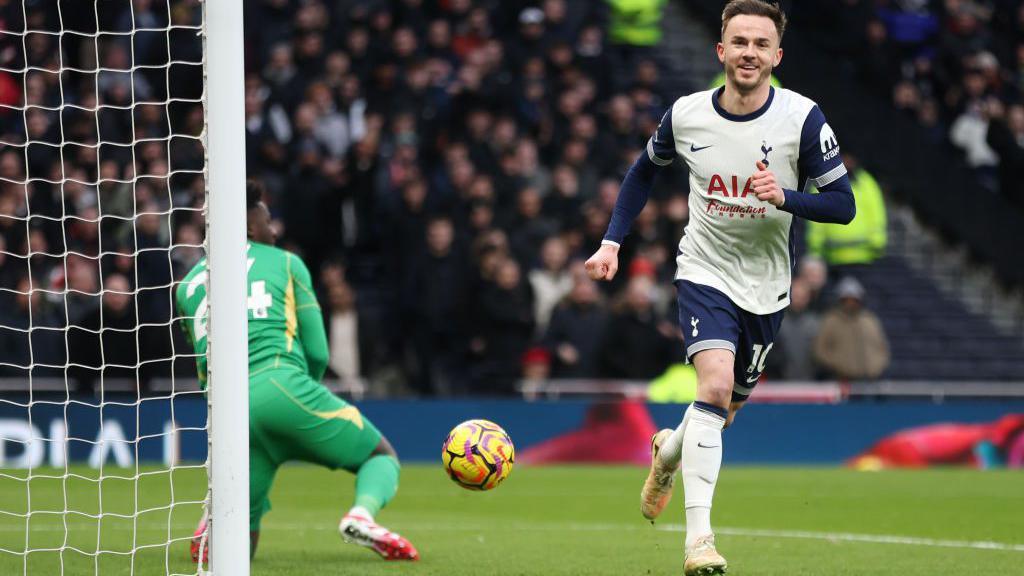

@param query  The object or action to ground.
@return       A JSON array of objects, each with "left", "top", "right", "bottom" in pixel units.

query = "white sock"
[
  {"left": 685, "top": 507, "right": 712, "bottom": 549},
  {"left": 657, "top": 406, "right": 692, "bottom": 469},
  {"left": 681, "top": 406, "right": 725, "bottom": 548},
  {"left": 347, "top": 505, "right": 374, "bottom": 522}
]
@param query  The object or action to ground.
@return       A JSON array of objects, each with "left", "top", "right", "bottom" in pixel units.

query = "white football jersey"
[{"left": 647, "top": 87, "right": 846, "bottom": 315}]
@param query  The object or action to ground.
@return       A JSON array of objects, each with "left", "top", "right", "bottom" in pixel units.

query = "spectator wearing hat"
[
  {"left": 520, "top": 346, "right": 553, "bottom": 399},
  {"left": 507, "top": 7, "right": 550, "bottom": 71},
  {"left": 813, "top": 277, "right": 890, "bottom": 381}
]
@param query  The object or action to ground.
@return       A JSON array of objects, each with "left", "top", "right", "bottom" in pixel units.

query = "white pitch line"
[
  {"left": 657, "top": 524, "right": 1024, "bottom": 553},
  {"left": 2, "top": 520, "right": 1021, "bottom": 554}
]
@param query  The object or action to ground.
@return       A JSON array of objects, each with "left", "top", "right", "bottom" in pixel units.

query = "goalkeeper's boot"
[
  {"left": 339, "top": 513, "right": 419, "bottom": 560},
  {"left": 684, "top": 534, "right": 728, "bottom": 575},
  {"left": 640, "top": 428, "right": 678, "bottom": 521},
  {"left": 189, "top": 517, "right": 208, "bottom": 564}
]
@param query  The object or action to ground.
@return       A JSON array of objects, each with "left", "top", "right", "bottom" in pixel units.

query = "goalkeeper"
[{"left": 176, "top": 180, "right": 418, "bottom": 562}]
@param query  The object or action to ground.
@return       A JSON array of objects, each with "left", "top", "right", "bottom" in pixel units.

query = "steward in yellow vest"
[{"left": 807, "top": 156, "right": 887, "bottom": 265}]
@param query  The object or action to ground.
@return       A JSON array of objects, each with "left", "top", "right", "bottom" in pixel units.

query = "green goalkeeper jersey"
[{"left": 175, "top": 242, "right": 329, "bottom": 387}]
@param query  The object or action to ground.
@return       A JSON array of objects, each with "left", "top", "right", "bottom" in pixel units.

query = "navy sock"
[{"left": 693, "top": 400, "right": 728, "bottom": 420}]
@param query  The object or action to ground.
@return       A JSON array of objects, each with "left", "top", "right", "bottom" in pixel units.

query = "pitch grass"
[{"left": 0, "top": 465, "right": 1021, "bottom": 575}]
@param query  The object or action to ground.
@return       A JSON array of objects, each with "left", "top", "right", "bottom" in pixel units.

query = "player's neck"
[{"left": 718, "top": 82, "right": 772, "bottom": 116}]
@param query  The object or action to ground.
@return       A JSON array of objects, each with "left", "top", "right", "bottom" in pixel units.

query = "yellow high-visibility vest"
[
  {"left": 806, "top": 168, "right": 888, "bottom": 265},
  {"left": 647, "top": 364, "right": 698, "bottom": 403},
  {"left": 607, "top": 0, "right": 666, "bottom": 46}
]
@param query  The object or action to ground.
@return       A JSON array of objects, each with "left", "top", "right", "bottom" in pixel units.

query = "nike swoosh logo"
[
  {"left": 697, "top": 442, "right": 720, "bottom": 449},
  {"left": 698, "top": 475, "right": 715, "bottom": 484},
  {"left": 690, "top": 144, "right": 713, "bottom": 152},
  {"left": 746, "top": 375, "right": 760, "bottom": 384}
]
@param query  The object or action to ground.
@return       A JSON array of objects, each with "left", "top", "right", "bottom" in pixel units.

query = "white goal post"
[
  {"left": 203, "top": 0, "right": 249, "bottom": 573},
  {"left": 0, "top": 0, "right": 249, "bottom": 574}
]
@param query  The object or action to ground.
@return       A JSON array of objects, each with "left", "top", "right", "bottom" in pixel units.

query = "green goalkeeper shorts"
[{"left": 248, "top": 368, "right": 383, "bottom": 531}]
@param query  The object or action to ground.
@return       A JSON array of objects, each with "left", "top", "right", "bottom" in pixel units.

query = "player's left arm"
[
  {"left": 752, "top": 105, "right": 855, "bottom": 224},
  {"left": 290, "top": 254, "right": 330, "bottom": 381}
]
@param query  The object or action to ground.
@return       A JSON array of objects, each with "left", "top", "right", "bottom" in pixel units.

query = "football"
[{"left": 441, "top": 419, "right": 515, "bottom": 490}]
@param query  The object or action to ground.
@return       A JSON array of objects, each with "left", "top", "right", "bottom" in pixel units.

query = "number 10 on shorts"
[{"left": 746, "top": 343, "right": 773, "bottom": 378}]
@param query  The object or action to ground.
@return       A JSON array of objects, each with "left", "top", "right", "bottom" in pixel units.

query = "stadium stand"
[{"left": 1, "top": 0, "right": 1021, "bottom": 396}]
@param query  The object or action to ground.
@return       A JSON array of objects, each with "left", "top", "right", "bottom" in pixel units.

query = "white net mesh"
[{"left": 0, "top": 1, "right": 210, "bottom": 574}]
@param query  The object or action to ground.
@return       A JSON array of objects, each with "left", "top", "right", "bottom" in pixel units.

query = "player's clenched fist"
[
  {"left": 585, "top": 243, "right": 619, "bottom": 281},
  {"left": 752, "top": 160, "right": 785, "bottom": 207}
]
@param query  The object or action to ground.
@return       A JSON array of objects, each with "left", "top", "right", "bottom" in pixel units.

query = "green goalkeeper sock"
[{"left": 352, "top": 455, "right": 400, "bottom": 518}]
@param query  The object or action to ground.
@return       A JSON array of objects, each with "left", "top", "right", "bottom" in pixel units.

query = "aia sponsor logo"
[
  {"left": 705, "top": 174, "right": 768, "bottom": 219},
  {"left": 706, "top": 174, "right": 755, "bottom": 198}
]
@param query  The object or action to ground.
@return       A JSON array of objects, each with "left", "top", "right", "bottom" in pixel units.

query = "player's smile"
[{"left": 732, "top": 59, "right": 763, "bottom": 86}]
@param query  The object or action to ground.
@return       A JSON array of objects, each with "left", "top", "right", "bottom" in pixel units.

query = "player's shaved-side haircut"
[
  {"left": 246, "top": 179, "right": 265, "bottom": 211},
  {"left": 721, "top": 0, "right": 787, "bottom": 41}
]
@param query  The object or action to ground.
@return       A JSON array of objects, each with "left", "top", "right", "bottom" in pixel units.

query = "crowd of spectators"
[
  {"left": 0, "top": 0, "right": 895, "bottom": 396},
  {"left": 0, "top": 0, "right": 686, "bottom": 395},
  {"left": 0, "top": 0, "right": 205, "bottom": 391},
  {"left": 820, "top": 0, "right": 1024, "bottom": 210}
]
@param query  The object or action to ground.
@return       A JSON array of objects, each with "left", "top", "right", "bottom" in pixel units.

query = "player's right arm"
[
  {"left": 289, "top": 253, "right": 330, "bottom": 381},
  {"left": 586, "top": 105, "right": 675, "bottom": 281}
]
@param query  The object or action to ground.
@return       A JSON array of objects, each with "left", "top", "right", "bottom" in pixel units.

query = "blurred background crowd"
[
  {"left": 0, "top": 0, "right": 1022, "bottom": 397},
  {"left": 804, "top": 0, "right": 1024, "bottom": 209}
]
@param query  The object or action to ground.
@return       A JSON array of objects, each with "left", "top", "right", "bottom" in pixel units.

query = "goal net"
[{"left": 0, "top": 1, "right": 248, "bottom": 574}]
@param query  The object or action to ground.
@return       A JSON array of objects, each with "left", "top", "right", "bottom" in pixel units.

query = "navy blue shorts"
[{"left": 675, "top": 280, "right": 785, "bottom": 402}]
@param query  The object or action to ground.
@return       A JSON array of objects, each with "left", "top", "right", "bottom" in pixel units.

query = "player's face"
[
  {"left": 717, "top": 15, "right": 783, "bottom": 94},
  {"left": 247, "top": 202, "right": 277, "bottom": 245}
]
